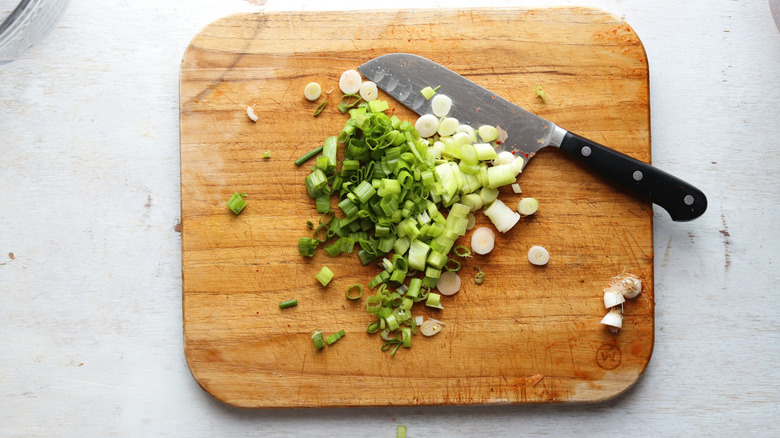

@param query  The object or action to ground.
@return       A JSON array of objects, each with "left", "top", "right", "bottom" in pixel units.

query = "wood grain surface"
[{"left": 179, "top": 7, "right": 654, "bottom": 408}]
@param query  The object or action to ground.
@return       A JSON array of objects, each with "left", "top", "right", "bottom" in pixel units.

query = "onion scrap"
[{"left": 600, "top": 271, "right": 643, "bottom": 334}]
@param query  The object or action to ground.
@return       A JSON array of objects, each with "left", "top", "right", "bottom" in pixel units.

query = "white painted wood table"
[{"left": 1, "top": 0, "right": 778, "bottom": 436}]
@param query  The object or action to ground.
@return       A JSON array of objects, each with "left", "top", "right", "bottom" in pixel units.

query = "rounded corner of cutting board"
[
  {"left": 183, "top": 343, "right": 252, "bottom": 409},
  {"left": 179, "top": 11, "right": 265, "bottom": 67}
]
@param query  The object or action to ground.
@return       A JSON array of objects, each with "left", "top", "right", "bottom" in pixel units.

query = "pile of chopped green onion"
[{"left": 296, "top": 89, "right": 526, "bottom": 354}]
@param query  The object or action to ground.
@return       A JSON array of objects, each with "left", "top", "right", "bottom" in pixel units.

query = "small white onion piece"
[
  {"left": 527, "top": 245, "right": 550, "bottom": 266},
  {"left": 511, "top": 183, "right": 522, "bottom": 194},
  {"left": 420, "top": 320, "right": 443, "bottom": 336},
  {"left": 413, "top": 316, "right": 425, "bottom": 326},
  {"left": 471, "top": 226, "right": 496, "bottom": 255},
  {"left": 339, "top": 69, "right": 362, "bottom": 94},
  {"left": 453, "top": 131, "right": 471, "bottom": 145},
  {"left": 603, "top": 288, "right": 626, "bottom": 308},
  {"left": 246, "top": 106, "right": 259, "bottom": 122},
  {"left": 518, "top": 197, "right": 539, "bottom": 216},
  {"left": 430, "top": 141, "right": 445, "bottom": 159},
  {"left": 455, "top": 124, "right": 477, "bottom": 143},
  {"left": 478, "top": 125, "right": 498, "bottom": 142},
  {"left": 437, "top": 271, "right": 461, "bottom": 296},
  {"left": 512, "top": 156, "right": 525, "bottom": 175},
  {"left": 493, "top": 150, "right": 515, "bottom": 166},
  {"left": 483, "top": 199, "right": 521, "bottom": 233},
  {"left": 479, "top": 187, "right": 499, "bottom": 204},
  {"left": 438, "top": 117, "right": 459, "bottom": 137},
  {"left": 359, "top": 81, "right": 378, "bottom": 101},
  {"left": 466, "top": 213, "right": 476, "bottom": 230},
  {"left": 304, "top": 82, "right": 322, "bottom": 101},
  {"left": 473, "top": 143, "right": 498, "bottom": 161},
  {"left": 415, "top": 114, "right": 439, "bottom": 138},
  {"left": 431, "top": 94, "right": 452, "bottom": 117},
  {"left": 600, "top": 308, "right": 623, "bottom": 329}
]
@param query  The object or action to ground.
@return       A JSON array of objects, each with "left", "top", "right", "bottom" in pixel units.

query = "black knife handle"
[{"left": 558, "top": 131, "right": 707, "bottom": 221}]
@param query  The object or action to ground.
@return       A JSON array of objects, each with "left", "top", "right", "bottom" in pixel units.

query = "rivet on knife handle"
[{"left": 557, "top": 131, "right": 707, "bottom": 221}]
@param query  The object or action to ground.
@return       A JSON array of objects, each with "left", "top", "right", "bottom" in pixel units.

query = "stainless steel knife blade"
[
  {"left": 358, "top": 53, "right": 707, "bottom": 221},
  {"left": 359, "top": 53, "right": 563, "bottom": 160}
]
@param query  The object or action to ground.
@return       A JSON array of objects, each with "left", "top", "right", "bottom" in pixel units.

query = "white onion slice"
[
  {"left": 511, "top": 183, "right": 522, "bottom": 194},
  {"left": 420, "top": 320, "right": 443, "bottom": 336},
  {"left": 359, "top": 81, "right": 378, "bottom": 101},
  {"left": 518, "top": 197, "right": 539, "bottom": 216},
  {"left": 492, "top": 150, "right": 515, "bottom": 166},
  {"left": 437, "top": 271, "right": 461, "bottom": 296},
  {"left": 415, "top": 114, "right": 439, "bottom": 138},
  {"left": 455, "top": 124, "right": 476, "bottom": 143},
  {"left": 431, "top": 94, "right": 452, "bottom": 117},
  {"left": 527, "top": 245, "right": 550, "bottom": 266},
  {"left": 471, "top": 227, "right": 495, "bottom": 255},
  {"left": 339, "top": 69, "right": 362, "bottom": 94},
  {"left": 437, "top": 117, "right": 459, "bottom": 137},
  {"left": 478, "top": 125, "right": 498, "bottom": 142},
  {"left": 304, "top": 82, "right": 322, "bottom": 101},
  {"left": 246, "top": 106, "right": 258, "bottom": 122}
]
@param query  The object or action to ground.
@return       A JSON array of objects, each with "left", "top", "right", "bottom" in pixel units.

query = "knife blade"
[{"left": 358, "top": 53, "right": 707, "bottom": 222}]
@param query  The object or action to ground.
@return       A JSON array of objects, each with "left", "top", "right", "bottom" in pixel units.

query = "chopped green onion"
[
  {"left": 325, "top": 329, "right": 346, "bottom": 345},
  {"left": 226, "top": 192, "right": 247, "bottom": 215},
  {"left": 453, "top": 245, "right": 472, "bottom": 258},
  {"left": 316, "top": 266, "right": 334, "bottom": 286},
  {"left": 425, "top": 292, "right": 443, "bottom": 309},
  {"left": 313, "top": 100, "right": 328, "bottom": 117},
  {"left": 478, "top": 125, "right": 499, "bottom": 142},
  {"left": 401, "top": 326, "right": 412, "bottom": 347},
  {"left": 263, "top": 150, "right": 271, "bottom": 158},
  {"left": 294, "top": 145, "right": 324, "bottom": 166},
  {"left": 346, "top": 284, "right": 364, "bottom": 300},
  {"left": 484, "top": 199, "right": 521, "bottom": 233},
  {"left": 474, "top": 267, "right": 485, "bottom": 284},
  {"left": 312, "top": 330, "right": 325, "bottom": 350},
  {"left": 306, "top": 220, "right": 314, "bottom": 229},
  {"left": 420, "top": 86, "right": 437, "bottom": 100},
  {"left": 518, "top": 197, "right": 540, "bottom": 216},
  {"left": 279, "top": 299, "right": 298, "bottom": 309},
  {"left": 444, "top": 258, "right": 461, "bottom": 272},
  {"left": 535, "top": 85, "right": 547, "bottom": 103},
  {"left": 337, "top": 93, "right": 362, "bottom": 113},
  {"left": 368, "top": 99, "right": 389, "bottom": 113},
  {"left": 298, "top": 237, "right": 318, "bottom": 257},
  {"left": 366, "top": 296, "right": 382, "bottom": 314}
]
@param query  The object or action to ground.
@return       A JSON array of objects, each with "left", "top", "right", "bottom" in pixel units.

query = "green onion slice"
[
  {"left": 226, "top": 192, "right": 247, "bottom": 215},
  {"left": 312, "top": 330, "right": 325, "bottom": 350},
  {"left": 313, "top": 100, "right": 328, "bottom": 117},
  {"left": 445, "top": 258, "right": 461, "bottom": 272},
  {"left": 325, "top": 329, "right": 346, "bottom": 345},
  {"left": 279, "top": 299, "right": 298, "bottom": 309},
  {"left": 453, "top": 245, "right": 472, "bottom": 258},
  {"left": 346, "top": 284, "right": 364, "bottom": 300},
  {"left": 294, "top": 145, "right": 324, "bottom": 167},
  {"left": 316, "top": 266, "right": 334, "bottom": 286},
  {"left": 474, "top": 267, "right": 485, "bottom": 285}
]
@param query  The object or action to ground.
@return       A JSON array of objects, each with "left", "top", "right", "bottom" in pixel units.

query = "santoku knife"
[{"left": 358, "top": 53, "right": 707, "bottom": 222}]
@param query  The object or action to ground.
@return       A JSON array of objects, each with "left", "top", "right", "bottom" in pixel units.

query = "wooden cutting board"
[{"left": 180, "top": 7, "right": 654, "bottom": 408}]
